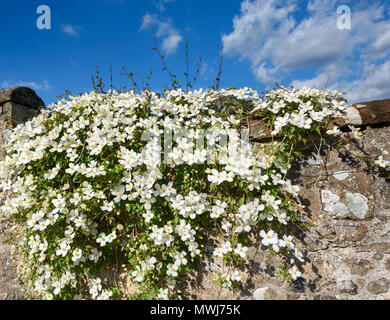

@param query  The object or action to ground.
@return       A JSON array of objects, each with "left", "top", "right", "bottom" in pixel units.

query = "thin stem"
[
  {"left": 192, "top": 55, "right": 202, "bottom": 90},
  {"left": 185, "top": 40, "right": 189, "bottom": 92},
  {"left": 215, "top": 42, "right": 223, "bottom": 90}
]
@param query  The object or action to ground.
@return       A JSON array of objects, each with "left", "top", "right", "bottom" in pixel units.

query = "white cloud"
[
  {"left": 200, "top": 61, "right": 214, "bottom": 78},
  {"left": 222, "top": 0, "right": 354, "bottom": 73},
  {"left": 60, "top": 24, "right": 82, "bottom": 37},
  {"left": 222, "top": 0, "right": 295, "bottom": 65},
  {"left": 342, "top": 60, "right": 390, "bottom": 102},
  {"left": 140, "top": 13, "right": 182, "bottom": 55},
  {"left": 161, "top": 33, "right": 182, "bottom": 54},
  {"left": 292, "top": 59, "right": 390, "bottom": 103},
  {"left": 291, "top": 63, "right": 347, "bottom": 91},
  {"left": 368, "top": 25, "right": 390, "bottom": 59},
  {"left": 153, "top": 0, "right": 175, "bottom": 12},
  {"left": 254, "top": 62, "right": 279, "bottom": 84},
  {"left": 1, "top": 79, "right": 51, "bottom": 91},
  {"left": 222, "top": 0, "right": 390, "bottom": 102}
]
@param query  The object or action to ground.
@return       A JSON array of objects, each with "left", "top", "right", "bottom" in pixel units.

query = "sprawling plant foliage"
[
  {"left": 0, "top": 86, "right": 348, "bottom": 299},
  {"left": 375, "top": 150, "right": 390, "bottom": 178}
]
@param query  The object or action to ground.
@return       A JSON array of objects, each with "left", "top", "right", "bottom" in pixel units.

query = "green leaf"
[{"left": 238, "top": 196, "right": 245, "bottom": 206}]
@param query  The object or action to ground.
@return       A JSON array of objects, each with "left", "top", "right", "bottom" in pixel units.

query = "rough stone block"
[
  {"left": 367, "top": 278, "right": 390, "bottom": 294},
  {"left": 0, "top": 86, "right": 44, "bottom": 128},
  {"left": 353, "top": 100, "right": 390, "bottom": 125},
  {"left": 2, "top": 102, "right": 41, "bottom": 124},
  {"left": 0, "top": 86, "right": 45, "bottom": 110}
]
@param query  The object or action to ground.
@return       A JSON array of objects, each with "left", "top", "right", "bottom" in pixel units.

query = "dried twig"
[{"left": 215, "top": 42, "right": 223, "bottom": 90}]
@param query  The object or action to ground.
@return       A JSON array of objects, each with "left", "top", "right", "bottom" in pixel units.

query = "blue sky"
[{"left": 1, "top": 0, "right": 390, "bottom": 106}]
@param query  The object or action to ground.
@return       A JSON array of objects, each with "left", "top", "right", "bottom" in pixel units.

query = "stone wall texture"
[
  {"left": 0, "top": 87, "right": 389, "bottom": 300},
  {"left": 0, "top": 87, "right": 44, "bottom": 299}
]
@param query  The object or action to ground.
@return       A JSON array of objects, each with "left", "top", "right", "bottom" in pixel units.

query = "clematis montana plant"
[{"left": 0, "top": 86, "right": 347, "bottom": 300}]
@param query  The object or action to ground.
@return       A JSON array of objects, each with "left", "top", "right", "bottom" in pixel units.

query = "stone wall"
[
  {"left": 0, "top": 87, "right": 44, "bottom": 299},
  {"left": 177, "top": 122, "right": 390, "bottom": 301},
  {"left": 0, "top": 87, "right": 389, "bottom": 300},
  {"left": 0, "top": 87, "right": 44, "bottom": 157}
]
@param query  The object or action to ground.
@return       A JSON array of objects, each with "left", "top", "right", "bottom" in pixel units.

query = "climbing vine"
[{"left": 0, "top": 85, "right": 349, "bottom": 300}]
